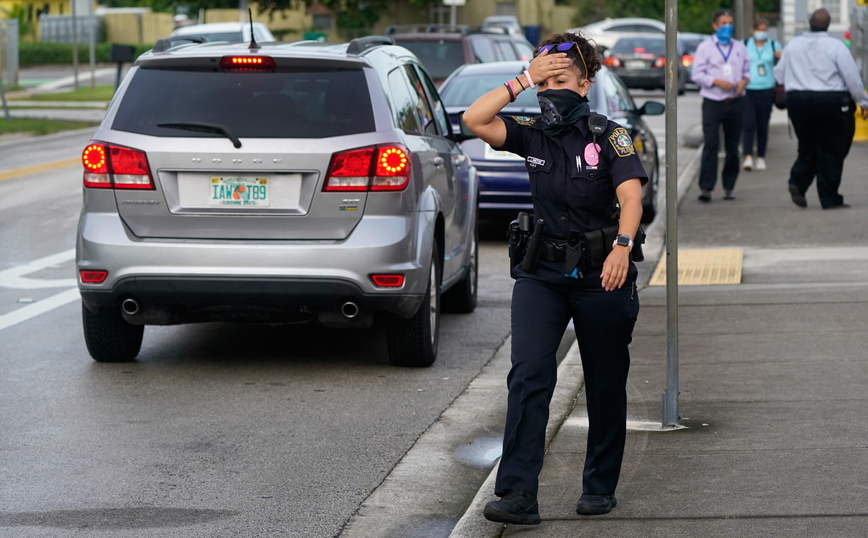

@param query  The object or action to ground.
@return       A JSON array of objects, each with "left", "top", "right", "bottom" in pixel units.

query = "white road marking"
[
  {"left": 0, "top": 249, "right": 79, "bottom": 331},
  {"left": 0, "top": 249, "right": 77, "bottom": 289},
  {"left": 0, "top": 288, "right": 80, "bottom": 331}
]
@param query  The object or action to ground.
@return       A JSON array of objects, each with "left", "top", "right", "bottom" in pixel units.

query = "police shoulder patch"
[
  {"left": 608, "top": 127, "right": 635, "bottom": 157},
  {"left": 510, "top": 115, "right": 538, "bottom": 126}
]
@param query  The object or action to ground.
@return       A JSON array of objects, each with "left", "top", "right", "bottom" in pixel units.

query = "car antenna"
[{"left": 247, "top": 8, "right": 260, "bottom": 51}]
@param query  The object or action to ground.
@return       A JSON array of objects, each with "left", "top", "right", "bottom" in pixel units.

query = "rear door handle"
[{"left": 432, "top": 157, "right": 445, "bottom": 167}]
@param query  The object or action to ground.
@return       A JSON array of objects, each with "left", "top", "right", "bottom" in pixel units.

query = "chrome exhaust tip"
[
  {"left": 340, "top": 301, "right": 359, "bottom": 319},
  {"left": 121, "top": 298, "right": 140, "bottom": 316}
]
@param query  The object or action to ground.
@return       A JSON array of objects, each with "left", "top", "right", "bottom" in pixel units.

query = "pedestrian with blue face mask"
[
  {"left": 742, "top": 18, "right": 782, "bottom": 172},
  {"left": 691, "top": 8, "right": 751, "bottom": 202}
]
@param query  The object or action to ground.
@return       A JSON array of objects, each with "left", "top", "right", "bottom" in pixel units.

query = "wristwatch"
[{"left": 613, "top": 233, "right": 633, "bottom": 249}]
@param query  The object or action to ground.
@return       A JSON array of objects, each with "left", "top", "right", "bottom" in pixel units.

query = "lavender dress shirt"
[{"left": 690, "top": 35, "right": 751, "bottom": 101}]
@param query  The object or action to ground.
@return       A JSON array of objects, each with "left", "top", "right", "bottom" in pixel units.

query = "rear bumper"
[
  {"left": 80, "top": 276, "right": 423, "bottom": 328},
  {"left": 77, "top": 211, "right": 429, "bottom": 327}
]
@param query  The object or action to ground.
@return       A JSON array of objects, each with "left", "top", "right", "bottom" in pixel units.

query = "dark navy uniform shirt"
[{"left": 495, "top": 114, "right": 648, "bottom": 240}]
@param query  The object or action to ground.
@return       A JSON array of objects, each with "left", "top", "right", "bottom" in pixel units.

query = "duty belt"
[{"left": 542, "top": 239, "right": 567, "bottom": 261}]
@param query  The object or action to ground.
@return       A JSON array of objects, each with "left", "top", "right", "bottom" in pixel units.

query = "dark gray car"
[{"left": 76, "top": 37, "right": 478, "bottom": 367}]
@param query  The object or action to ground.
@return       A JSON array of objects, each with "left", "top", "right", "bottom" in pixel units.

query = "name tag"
[
  {"left": 723, "top": 64, "right": 732, "bottom": 77},
  {"left": 527, "top": 156, "right": 545, "bottom": 166}
]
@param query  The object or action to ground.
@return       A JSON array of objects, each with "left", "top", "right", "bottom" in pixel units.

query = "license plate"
[
  {"left": 209, "top": 177, "right": 270, "bottom": 207},
  {"left": 626, "top": 60, "right": 646, "bottom": 70}
]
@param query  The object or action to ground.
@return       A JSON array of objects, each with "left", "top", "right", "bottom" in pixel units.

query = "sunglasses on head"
[
  {"left": 537, "top": 41, "right": 588, "bottom": 75},
  {"left": 537, "top": 42, "right": 579, "bottom": 54}
]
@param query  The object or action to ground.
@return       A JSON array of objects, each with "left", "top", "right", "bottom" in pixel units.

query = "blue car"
[{"left": 439, "top": 61, "right": 664, "bottom": 222}]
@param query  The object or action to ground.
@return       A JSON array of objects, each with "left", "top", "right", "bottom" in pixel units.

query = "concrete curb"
[
  {"left": 447, "top": 141, "right": 703, "bottom": 538},
  {"left": 448, "top": 341, "right": 584, "bottom": 538}
]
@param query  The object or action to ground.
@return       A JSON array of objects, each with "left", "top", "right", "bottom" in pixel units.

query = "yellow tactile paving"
[{"left": 649, "top": 248, "right": 743, "bottom": 286}]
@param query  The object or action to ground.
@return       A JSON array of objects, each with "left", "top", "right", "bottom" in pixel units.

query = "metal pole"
[
  {"left": 88, "top": 1, "right": 96, "bottom": 91},
  {"left": 663, "top": 0, "right": 680, "bottom": 428},
  {"left": 72, "top": 0, "right": 79, "bottom": 91},
  {"left": 450, "top": 4, "right": 457, "bottom": 28},
  {"left": 0, "top": 81, "right": 10, "bottom": 122}
]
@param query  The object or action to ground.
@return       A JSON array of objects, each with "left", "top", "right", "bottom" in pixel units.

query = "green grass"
[
  {"left": 15, "top": 85, "right": 116, "bottom": 102},
  {"left": 0, "top": 117, "right": 98, "bottom": 136}
]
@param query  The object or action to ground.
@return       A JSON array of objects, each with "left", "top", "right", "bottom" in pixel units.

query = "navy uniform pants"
[
  {"left": 494, "top": 260, "right": 639, "bottom": 497},
  {"left": 786, "top": 91, "right": 855, "bottom": 208}
]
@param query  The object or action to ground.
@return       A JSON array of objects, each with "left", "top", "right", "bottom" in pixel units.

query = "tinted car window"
[
  {"left": 512, "top": 40, "right": 534, "bottom": 62},
  {"left": 404, "top": 65, "right": 437, "bottom": 135},
  {"left": 388, "top": 68, "right": 422, "bottom": 133},
  {"left": 470, "top": 38, "right": 496, "bottom": 63},
  {"left": 198, "top": 31, "right": 244, "bottom": 42},
  {"left": 492, "top": 39, "right": 518, "bottom": 61},
  {"left": 113, "top": 68, "right": 375, "bottom": 139},
  {"left": 417, "top": 67, "right": 451, "bottom": 136},
  {"left": 394, "top": 39, "right": 465, "bottom": 80},
  {"left": 611, "top": 37, "right": 665, "bottom": 54}
]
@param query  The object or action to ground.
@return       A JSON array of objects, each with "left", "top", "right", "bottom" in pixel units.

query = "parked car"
[
  {"left": 482, "top": 15, "right": 524, "bottom": 36},
  {"left": 171, "top": 21, "right": 276, "bottom": 43},
  {"left": 76, "top": 36, "right": 478, "bottom": 368},
  {"left": 679, "top": 33, "right": 711, "bottom": 90},
  {"left": 438, "top": 61, "right": 663, "bottom": 222},
  {"left": 603, "top": 34, "right": 688, "bottom": 94},
  {"left": 568, "top": 17, "right": 665, "bottom": 53},
  {"left": 385, "top": 25, "right": 534, "bottom": 86}
]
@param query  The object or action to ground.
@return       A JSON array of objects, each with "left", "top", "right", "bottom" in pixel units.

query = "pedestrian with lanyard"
[
  {"left": 691, "top": 8, "right": 750, "bottom": 202},
  {"left": 774, "top": 8, "right": 868, "bottom": 209},
  {"left": 742, "top": 18, "right": 781, "bottom": 171},
  {"left": 463, "top": 31, "right": 646, "bottom": 525}
]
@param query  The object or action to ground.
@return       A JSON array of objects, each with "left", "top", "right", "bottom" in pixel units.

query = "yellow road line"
[{"left": 0, "top": 158, "right": 81, "bottom": 182}]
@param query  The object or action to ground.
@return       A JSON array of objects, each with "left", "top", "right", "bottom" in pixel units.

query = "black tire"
[
  {"left": 387, "top": 242, "right": 441, "bottom": 367},
  {"left": 442, "top": 222, "right": 478, "bottom": 314},
  {"left": 82, "top": 303, "right": 144, "bottom": 362},
  {"left": 641, "top": 156, "right": 659, "bottom": 223}
]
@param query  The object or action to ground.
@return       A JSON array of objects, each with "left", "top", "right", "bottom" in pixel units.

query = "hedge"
[{"left": 19, "top": 42, "right": 154, "bottom": 66}]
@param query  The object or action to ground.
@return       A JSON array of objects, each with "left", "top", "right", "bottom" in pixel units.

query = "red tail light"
[
  {"left": 81, "top": 142, "right": 154, "bottom": 190},
  {"left": 220, "top": 55, "right": 276, "bottom": 72},
  {"left": 324, "top": 145, "right": 411, "bottom": 192},
  {"left": 682, "top": 54, "right": 694, "bottom": 67},
  {"left": 80, "top": 270, "right": 108, "bottom": 283},
  {"left": 634, "top": 47, "right": 646, "bottom": 53},
  {"left": 654, "top": 57, "right": 666, "bottom": 68},
  {"left": 605, "top": 57, "right": 622, "bottom": 68},
  {"left": 371, "top": 274, "right": 405, "bottom": 287}
]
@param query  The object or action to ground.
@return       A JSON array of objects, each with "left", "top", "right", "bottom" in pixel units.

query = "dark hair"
[
  {"left": 534, "top": 31, "right": 601, "bottom": 81},
  {"left": 712, "top": 9, "right": 733, "bottom": 24},
  {"left": 809, "top": 8, "right": 830, "bottom": 31},
  {"left": 753, "top": 17, "right": 769, "bottom": 29}
]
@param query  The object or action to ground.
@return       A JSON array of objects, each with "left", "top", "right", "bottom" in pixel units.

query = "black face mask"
[{"left": 537, "top": 89, "right": 590, "bottom": 138}]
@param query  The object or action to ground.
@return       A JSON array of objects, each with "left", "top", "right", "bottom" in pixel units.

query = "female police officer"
[{"left": 463, "top": 32, "right": 647, "bottom": 525}]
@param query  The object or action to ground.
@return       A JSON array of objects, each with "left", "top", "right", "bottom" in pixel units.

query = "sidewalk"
[{"left": 453, "top": 109, "right": 868, "bottom": 536}]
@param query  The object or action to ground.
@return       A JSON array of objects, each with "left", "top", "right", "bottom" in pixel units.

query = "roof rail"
[
  {"left": 153, "top": 35, "right": 208, "bottom": 53},
  {"left": 385, "top": 24, "right": 473, "bottom": 35},
  {"left": 347, "top": 36, "right": 395, "bottom": 55}
]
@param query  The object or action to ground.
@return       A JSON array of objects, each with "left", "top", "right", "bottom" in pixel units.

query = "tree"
[
  {"left": 251, "top": 0, "right": 440, "bottom": 30},
  {"left": 105, "top": 0, "right": 237, "bottom": 14}
]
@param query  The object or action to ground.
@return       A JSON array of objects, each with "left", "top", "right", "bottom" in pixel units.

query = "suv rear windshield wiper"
[{"left": 156, "top": 122, "right": 242, "bottom": 148}]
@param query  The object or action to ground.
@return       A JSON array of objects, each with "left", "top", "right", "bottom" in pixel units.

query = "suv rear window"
[
  {"left": 112, "top": 67, "right": 375, "bottom": 139},
  {"left": 392, "top": 39, "right": 464, "bottom": 80},
  {"left": 611, "top": 37, "right": 665, "bottom": 55}
]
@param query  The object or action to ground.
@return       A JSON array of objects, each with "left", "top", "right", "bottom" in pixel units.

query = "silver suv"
[{"left": 76, "top": 36, "right": 478, "bottom": 367}]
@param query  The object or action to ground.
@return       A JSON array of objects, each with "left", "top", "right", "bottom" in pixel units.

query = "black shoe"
[
  {"left": 483, "top": 490, "right": 541, "bottom": 525},
  {"left": 788, "top": 184, "right": 807, "bottom": 207},
  {"left": 698, "top": 188, "right": 711, "bottom": 202},
  {"left": 576, "top": 494, "right": 617, "bottom": 515},
  {"left": 824, "top": 202, "right": 851, "bottom": 210}
]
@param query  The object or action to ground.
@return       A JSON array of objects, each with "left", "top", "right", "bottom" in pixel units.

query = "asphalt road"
[{"left": 0, "top": 90, "right": 702, "bottom": 537}]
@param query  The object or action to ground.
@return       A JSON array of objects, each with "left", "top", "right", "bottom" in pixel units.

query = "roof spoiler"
[
  {"left": 153, "top": 35, "right": 209, "bottom": 53},
  {"left": 347, "top": 36, "right": 394, "bottom": 55}
]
